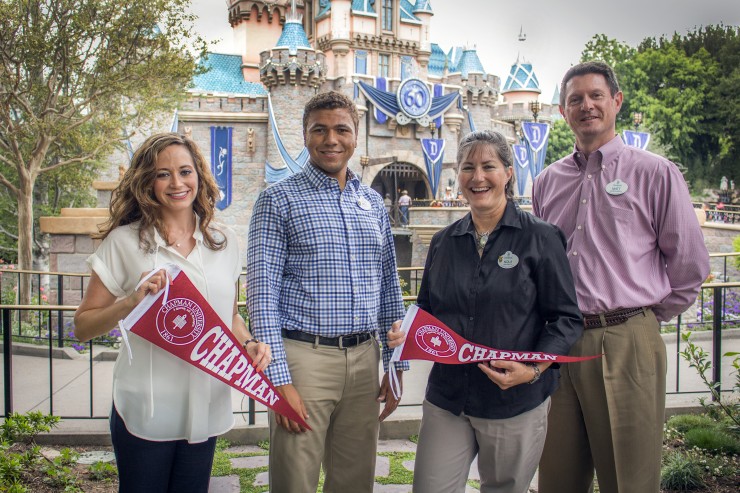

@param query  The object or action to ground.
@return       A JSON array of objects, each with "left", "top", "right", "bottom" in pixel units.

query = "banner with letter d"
[{"left": 623, "top": 130, "right": 650, "bottom": 150}]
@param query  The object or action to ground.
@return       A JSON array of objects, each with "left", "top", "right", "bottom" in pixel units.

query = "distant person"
[
  {"left": 442, "top": 186, "right": 454, "bottom": 206},
  {"left": 398, "top": 189, "right": 411, "bottom": 225},
  {"left": 246, "top": 91, "right": 406, "bottom": 493},
  {"left": 74, "top": 133, "right": 270, "bottom": 493},
  {"left": 533, "top": 61, "right": 709, "bottom": 493}
]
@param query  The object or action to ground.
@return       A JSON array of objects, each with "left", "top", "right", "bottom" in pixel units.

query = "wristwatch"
[{"left": 526, "top": 363, "right": 541, "bottom": 384}]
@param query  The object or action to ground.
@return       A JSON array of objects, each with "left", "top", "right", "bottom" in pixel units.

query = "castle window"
[
  {"left": 382, "top": 0, "right": 393, "bottom": 31},
  {"left": 355, "top": 50, "right": 368, "bottom": 75},
  {"left": 379, "top": 53, "right": 390, "bottom": 78}
]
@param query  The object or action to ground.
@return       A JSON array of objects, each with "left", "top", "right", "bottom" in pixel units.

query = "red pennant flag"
[
  {"left": 395, "top": 305, "right": 600, "bottom": 365},
  {"left": 120, "top": 265, "right": 310, "bottom": 430}
]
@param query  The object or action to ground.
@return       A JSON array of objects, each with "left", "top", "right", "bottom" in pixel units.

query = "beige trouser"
[
  {"left": 413, "top": 398, "right": 550, "bottom": 493},
  {"left": 268, "top": 337, "right": 381, "bottom": 493},
  {"left": 538, "top": 309, "right": 666, "bottom": 493}
]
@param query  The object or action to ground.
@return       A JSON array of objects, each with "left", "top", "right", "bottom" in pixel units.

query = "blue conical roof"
[
  {"left": 456, "top": 49, "right": 485, "bottom": 78},
  {"left": 502, "top": 60, "right": 541, "bottom": 93},
  {"left": 275, "top": 20, "right": 311, "bottom": 55},
  {"left": 428, "top": 43, "right": 447, "bottom": 77},
  {"left": 400, "top": 0, "right": 421, "bottom": 21},
  {"left": 413, "top": 0, "right": 434, "bottom": 14},
  {"left": 551, "top": 85, "right": 560, "bottom": 105}
]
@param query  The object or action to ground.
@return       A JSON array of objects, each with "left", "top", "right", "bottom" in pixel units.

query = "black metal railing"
[{"left": 1, "top": 270, "right": 739, "bottom": 422}]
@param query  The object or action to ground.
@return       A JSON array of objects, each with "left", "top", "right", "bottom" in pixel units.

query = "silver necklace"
[{"left": 474, "top": 228, "right": 493, "bottom": 249}]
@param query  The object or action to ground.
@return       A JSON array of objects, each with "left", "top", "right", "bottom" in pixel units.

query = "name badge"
[
  {"left": 605, "top": 179, "right": 628, "bottom": 195},
  {"left": 357, "top": 197, "right": 372, "bottom": 211},
  {"left": 498, "top": 251, "right": 519, "bottom": 269}
]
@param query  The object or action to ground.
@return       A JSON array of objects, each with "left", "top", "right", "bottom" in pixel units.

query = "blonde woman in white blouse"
[{"left": 74, "top": 133, "right": 270, "bottom": 493}]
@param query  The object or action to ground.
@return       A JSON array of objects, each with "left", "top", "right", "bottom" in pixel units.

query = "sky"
[{"left": 188, "top": 0, "right": 740, "bottom": 100}]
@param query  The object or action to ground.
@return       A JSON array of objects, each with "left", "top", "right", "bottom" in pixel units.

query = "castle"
[{"left": 43, "top": 0, "right": 561, "bottom": 272}]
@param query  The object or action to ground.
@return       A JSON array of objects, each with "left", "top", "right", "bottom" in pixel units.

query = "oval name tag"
[
  {"left": 498, "top": 251, "right": 519, "bottom": 269},
  {"left": 606, "top": 179, "right": 628, "bottom": 195},
  {"left": 357, "top": 197, "right": 372, "bottom": 211}
]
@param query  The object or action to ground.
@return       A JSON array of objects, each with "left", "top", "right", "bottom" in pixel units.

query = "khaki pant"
[
  {"left": 413, "top": 399, "right": 550, "bottom": 493},
  {"left": 538, "top": 309, "right": 666, "bottom": 493},
  {"left": 268, "top": 337, "right": 380, "bottom": 493}
]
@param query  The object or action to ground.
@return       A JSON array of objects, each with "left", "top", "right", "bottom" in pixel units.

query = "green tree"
[
  {"left": 0, "top": 0, "right": 206, "bottom": 279},
  {"left": 581, "top": 27, "right": 740, "bottom": 188},
  {"left": 546, "top": 118, "right": 576, "bottom": 165},
  {"left": 580, "top": 34, "right": 636, "bottom": 68}
]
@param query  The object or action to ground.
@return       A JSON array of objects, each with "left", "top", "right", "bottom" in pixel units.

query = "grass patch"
[
  {"left": 661, "top": 452, "right": 705, "bottom": 490},
  {"left": 667, "top": 413, "right": 717, "bottom": 434},
  {"left": 375, "top": 452, "right": 415, "bottom": 485},
  {"left": 684, "top": 427, "right": 740, "bottom": 455}
]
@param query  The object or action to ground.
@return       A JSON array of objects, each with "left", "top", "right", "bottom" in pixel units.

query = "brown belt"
[{"left": 583, "top": 307, "right": 647, "bottom": 329}]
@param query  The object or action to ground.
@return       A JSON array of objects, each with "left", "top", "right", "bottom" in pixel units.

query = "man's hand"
[
  {"left": 478, "top": 360, "right": 537, "bottom": 390},
  {"left": 275, "top": 384, "right": 309, "bottom": 433},
  {"left": 377, "top": 369, "right": 403, "bottom": 422},
  {"left": 386, "top": 320, "right": 406, "bottom": 349}
]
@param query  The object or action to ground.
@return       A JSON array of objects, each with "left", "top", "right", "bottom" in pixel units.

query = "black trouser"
[{"left": 110, "top": 406, "right": 217, "bottom": 493}]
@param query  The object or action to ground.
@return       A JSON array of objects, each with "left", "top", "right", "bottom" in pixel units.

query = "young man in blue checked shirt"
[{"left": 246, "top": 91, "right": 407, "bottom": 493}]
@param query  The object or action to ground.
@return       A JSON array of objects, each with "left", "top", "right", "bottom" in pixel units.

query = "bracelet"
[
  {"left": 526, "top": 363, "right": 541, "bottom": 385},
  {"left": 242, "top": 338, "right": 259, "bottom": 349}
]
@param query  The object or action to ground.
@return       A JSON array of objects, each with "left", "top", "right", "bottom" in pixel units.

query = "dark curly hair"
[
  {"left": 302, "top": 91, "right": 359, "bottom": 136},
  {"left": 96, "top": 132, "right": 226, "bottom": 252}
]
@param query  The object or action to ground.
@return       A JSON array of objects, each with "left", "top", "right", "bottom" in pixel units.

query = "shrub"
[
  {"left": 667, "top": 414, "right": 717, "bottom": 434},
  {"left": 684, "top": 427, "right": 740, "bottom": 455},
  {"left": 88, "top": 461, "right": 117, "bottom": 482},
  {"left": 661, "top": 452, "right": 705, "bottom": 490}
]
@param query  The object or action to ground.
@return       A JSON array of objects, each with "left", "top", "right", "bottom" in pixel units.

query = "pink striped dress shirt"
[{"left": 532, "top": 135, "right": 709, "bottom": 322}]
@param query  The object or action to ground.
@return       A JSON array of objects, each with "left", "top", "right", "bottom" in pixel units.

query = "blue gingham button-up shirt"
[{"left": 246, "top": 164, "right": 408, "bottom": 386}]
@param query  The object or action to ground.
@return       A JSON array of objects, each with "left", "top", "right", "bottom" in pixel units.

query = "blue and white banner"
[
  {"left": 512, "top": 144, "right": 530, "bottom": 197},
  {"left": 375, "top": 77, "right": 388, "bottom": 124},
  {"left": 421, "top": 139, "right": 445, "bottom": 198},
  {"left": 210, "top": 126, "right": 232, "bottom": 210},
  {"left": 521, "top": 122, "right": 550, "bottom": 182},
  {"left": 623, "top": 130, "right": 650, "bottom": 150},
  {"left": 433, "top": 84, "right": 443, "bottom": 129}
]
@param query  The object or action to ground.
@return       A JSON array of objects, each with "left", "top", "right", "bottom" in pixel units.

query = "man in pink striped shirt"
[{"left": 533, "top": 61, "right": 709, "bottom": 493}]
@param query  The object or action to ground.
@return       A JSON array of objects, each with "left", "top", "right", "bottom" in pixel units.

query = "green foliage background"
[{"left": 578, "top": 25, "right": 740, "bottom": 190}]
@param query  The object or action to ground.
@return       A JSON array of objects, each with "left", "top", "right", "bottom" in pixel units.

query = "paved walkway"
[{"left": 207, "top": 438, "right": 537, "bottom": 492}]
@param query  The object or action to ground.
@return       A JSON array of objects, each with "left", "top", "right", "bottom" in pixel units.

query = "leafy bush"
[
  {"left": 666, "top": 414, "right": 717, "bottom": 434},
  {"left": 684, "top": 427, "right": 740, "bottom": 455},
  {"left": 88, "top": 461, "right": 117, "bottom": 482},
  {"left": 661, "top": 452, "right": 705, "bottom": 490},
  {"left": 0, "top": 412, "right": 60, "bottom": 444}
]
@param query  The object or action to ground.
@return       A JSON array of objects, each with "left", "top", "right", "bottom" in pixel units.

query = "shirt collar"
[
  {"left": 303, "top": 162, "right": 360, "bottom": 192},
  {"left": 573, "top": 134, "right": 623, "bottom": 170},
  {"left": 451, "top": 200, "right": 521, "bottom": 237}
]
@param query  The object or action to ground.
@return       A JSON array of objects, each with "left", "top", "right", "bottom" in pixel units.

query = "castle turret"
[
  {"left": 445, "top": 47, "right": 499, "bottom": 134},
  {"left": 413, "top": 0, "right": 434, "bottom": 77},
  {"left": 228, "top": 0, "right": 293, "bottom": 82}
]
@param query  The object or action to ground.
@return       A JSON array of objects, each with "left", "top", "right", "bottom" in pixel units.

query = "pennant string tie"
[{"left": 117, "top": 266, "right": 173, "bottom": 366}]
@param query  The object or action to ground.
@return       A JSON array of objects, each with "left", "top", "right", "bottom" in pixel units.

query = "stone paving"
[{"left": 207, "top": 439, "right": 538, "bottom": 493}]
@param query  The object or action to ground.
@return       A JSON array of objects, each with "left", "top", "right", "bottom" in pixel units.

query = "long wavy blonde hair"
[{"left": 96, "top": 132, "right": 226, "bottom": 252}]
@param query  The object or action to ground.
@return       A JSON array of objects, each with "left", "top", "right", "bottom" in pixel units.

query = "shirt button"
[
  {"left": 581, "top": 199, "right": 587, "bottom": 204},
  {"left": 469, "top": 316, "right": 474, "bottom": 321},
  {"left": 577, "top": 225, "right": 582, "bottom": 230},
  {"left": 572, "top": 251, "right": 578, "bottom": 256},
  {"left": 587, "top": 174, "right": 592, "bottom": 179},
  {"left": 350, "top": 255, "right": 356, "bottom": 261}
]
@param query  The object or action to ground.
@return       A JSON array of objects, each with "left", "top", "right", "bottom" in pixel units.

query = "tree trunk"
[{"left": 17, "top": 177, "right": 34, "bottom": 312}]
